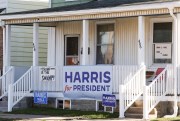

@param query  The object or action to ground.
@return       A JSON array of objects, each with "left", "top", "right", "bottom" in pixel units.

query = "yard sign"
[{"left": 63, "top": 66, "right": 112, "bottom": 99}]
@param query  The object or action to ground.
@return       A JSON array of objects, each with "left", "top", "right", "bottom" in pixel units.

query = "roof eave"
[{"left": 1, "top": 1, "right": 180, "bottom": 22}]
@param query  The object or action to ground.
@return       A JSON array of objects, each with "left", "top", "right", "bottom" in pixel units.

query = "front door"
[{"left": 65, "top": 35, "right": 80, "bottom": 65}]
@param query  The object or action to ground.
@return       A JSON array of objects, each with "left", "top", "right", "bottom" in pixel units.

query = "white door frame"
[{"left": 64, "top": 35, "right": 80, "bottom": 66}]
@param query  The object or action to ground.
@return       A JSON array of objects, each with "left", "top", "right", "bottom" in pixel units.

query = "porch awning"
[{"left": 0, "top": 0, "right": 180, "bottom": 25}]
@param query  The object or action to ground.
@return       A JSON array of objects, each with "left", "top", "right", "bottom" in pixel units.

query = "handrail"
[
  {"left": 143, "top": 67, "right": 168, "bottom": 119},
  {"left": 0, "top": 67, "right": 14, "bottom": 99},
  {"left": 8, "top": 67, "right": 33, "bottom": 112},
  {"left": 119, "top": 65, "right": 146, "bottom": 118}
]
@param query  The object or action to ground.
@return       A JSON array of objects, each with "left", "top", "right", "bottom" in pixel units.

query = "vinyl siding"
[
  {"left": 55, "top": 18, "right": 139, "bottom": 66},
  {"left": 6, "top": 0, "right": 49, "bottom": 66},
  {"left": 0, "top": 0, "right": 6, "bottom": 9},
  {"left": 51, "top": 0, "right": 92, "bottom": 7}
]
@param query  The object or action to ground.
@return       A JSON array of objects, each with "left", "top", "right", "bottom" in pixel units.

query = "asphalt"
[{"left": 0, "top": 113, "right": 149, "bottom": 121}]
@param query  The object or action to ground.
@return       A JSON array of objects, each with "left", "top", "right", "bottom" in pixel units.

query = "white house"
[{"left": 1, "top": 0, "right": 180, "bottom": 119}]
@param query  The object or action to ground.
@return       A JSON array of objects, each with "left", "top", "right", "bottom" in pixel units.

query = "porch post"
[
  {"left": 82, "top": 20, "right": 89, "bottom": 65},
  {"left": 4, "top": 25, "right": 11, "bottom": 71},
  {"left": 47, "top": 27, "right": 56, "bottom": 66},
  {"left": 138, "top": 16, "right": 145, "bottom": 66},
  {"left": 33, "top": 23, "right": 39, "bottom": 66},
  {"left": 2, "top": 25, "right": 6, "bottom": 74}
]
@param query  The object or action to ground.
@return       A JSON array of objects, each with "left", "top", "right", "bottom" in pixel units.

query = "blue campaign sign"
[
  {"left": 102, "top": 94, "right": 116, "bottom": 108},
  {"left": 34, "top": 91, "right": 48, "bottom": 104}
]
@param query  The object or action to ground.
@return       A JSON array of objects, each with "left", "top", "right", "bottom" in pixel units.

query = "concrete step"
[
  {"left": 0, "top": 107, "right": 8, "bottom": 112},
  {"left": 125, "top": 113, "right": 143, "bottom": 119},
  {"left": 126, "top": 107, "right": 143, "bottom": 114},
  {"left": 134, "top": 101, "right": 143, "bottom": 107},
  {"left": 0, "top": 101, "right": 8, "bottom": 107}
]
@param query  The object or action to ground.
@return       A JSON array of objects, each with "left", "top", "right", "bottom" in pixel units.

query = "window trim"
[
  {"left": 149, "top": 17, "right": 174, "bottom": 66},
  {"left": 95, "top": 21, "right": 115, "bottom": 65}
]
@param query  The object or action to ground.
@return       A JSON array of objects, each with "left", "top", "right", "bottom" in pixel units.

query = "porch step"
[
  {"left": 0, "top": 107, "right": 8, "bottom": 112},
  {"left": 126, "top": 107, "right": 143, "bottom": 114},
  {"left": 125, "top": 113, "right": 143, "bottom": 118}
]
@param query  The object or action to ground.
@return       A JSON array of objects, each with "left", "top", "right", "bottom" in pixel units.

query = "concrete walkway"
[{"left": 0, "top": 113, "right": 149, "bottom": 121}]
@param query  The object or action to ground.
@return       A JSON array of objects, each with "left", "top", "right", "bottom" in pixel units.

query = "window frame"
[
  {"left": 95, "top": 21, "right": 115, "bottom": 65},
  {"left": 149, "top": 17, "right": 174, "bottom": 66}
]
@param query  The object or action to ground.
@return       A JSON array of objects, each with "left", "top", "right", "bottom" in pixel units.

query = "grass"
[
  {"left": 151, "top": 116, "right": 180, "bottom": 121},
  {"left": 0, "top": 118, "right": 15, "bottom": 121},
  {"left": 7, "top": 107, "right": 119, "bottom": 119}
]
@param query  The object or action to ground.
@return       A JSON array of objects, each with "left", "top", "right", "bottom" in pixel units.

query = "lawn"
[
  {"left": 8, "top": 107, "right": 119, "bottom": 119},
  {"left": 151, "top": 117, "right": 180, "bottom": 121}
]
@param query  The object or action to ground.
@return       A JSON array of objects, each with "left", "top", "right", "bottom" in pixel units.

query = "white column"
[
  {"left": 5, "top": 25, "right": 11, "bottom": 67},
  {"left": 82, "top": 20, "right": 89, "bottom": 65},
  {"left": 33, "top": 23, "right": 39, "bottom": 66},
  {"left": 47, "top": 27, "right": 56, "bottom": 66},
  {"left": 2, "top": 26, "right": 6, "bottom": 74},
  {"left": 138, "top": 16, "right": 145, "bottom": 65}
]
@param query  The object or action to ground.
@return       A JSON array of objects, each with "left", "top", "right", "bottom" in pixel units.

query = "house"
[
  {"left": 1, "top": 0, "right": 180, "bottom": 119},
  {"left": 0, "top": 0, "right": 49, "bottom": 72},
  {"left": 0, "top": 0, "right": 49, "bottom": 111}
]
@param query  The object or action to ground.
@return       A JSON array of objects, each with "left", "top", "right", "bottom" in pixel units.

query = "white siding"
[
  {"left": 0, "top": 0, "right": 6, "bottom": 9},
  {"left": 115, "top": 18, "right": 138, "bottom": 65},
  {"left": 6, "top": 0, "right": 49, "bottom": 66},
  {"left": 55, "top": 18, "right": 140, "bottom": 66}
]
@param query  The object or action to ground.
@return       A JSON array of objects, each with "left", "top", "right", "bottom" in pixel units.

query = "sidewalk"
[{"left": 0, "top": 113, "right": 148, "bottom": 121}]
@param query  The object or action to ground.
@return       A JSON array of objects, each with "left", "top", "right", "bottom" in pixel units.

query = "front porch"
[{"left": 1, "top": 1, "right": 180, "bottom": 118}]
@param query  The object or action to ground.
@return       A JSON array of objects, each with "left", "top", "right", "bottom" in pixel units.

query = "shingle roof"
[{"left": 1, "top": 0, "right": 177, "bottom": 15}]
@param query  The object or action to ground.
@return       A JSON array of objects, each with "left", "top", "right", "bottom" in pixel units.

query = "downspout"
[{"left": 169, "top": 7, "right": 178, "bottom": 117}]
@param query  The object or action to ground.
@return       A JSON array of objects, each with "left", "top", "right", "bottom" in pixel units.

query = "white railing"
[
  {"left": 112, "top": 65, "right": 139, "bottom": 93},
  {"left": 119, "top": 65, "right": 146, "bottom": 118},
  {"left": 143, "top": 68, "right": 167, "bottom": 119},
  {"left": 0, "top": 67, "right": 14, "bottom": 99},
  {"left": 8, "top": 67, "right": 33, "bottom": 112}
]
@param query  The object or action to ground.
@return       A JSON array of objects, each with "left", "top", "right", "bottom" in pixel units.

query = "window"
[
  {"left": 96, "top": 24, "right": 114, "bottom": 64},
  {"left": 153, "top": 22, "right": 172, "bottom": 63}
]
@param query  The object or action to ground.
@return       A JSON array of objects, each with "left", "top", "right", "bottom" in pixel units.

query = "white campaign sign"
[
  {"left": 39, "top": 67, "right": 55, "bottom": 81},
  {"left": 155, "top": 43, "right": 172, "bottom": 59},
  {"left": 63, "top": 66, "right": 112, "bottom": 99}
]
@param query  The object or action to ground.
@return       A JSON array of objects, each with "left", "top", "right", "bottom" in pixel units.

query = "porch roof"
[
  {"left": 1, "top": 0, "right": 161, "bottom": 15},
  {"left": 1, "top": 0, "right": 180, "bottom": 25}
]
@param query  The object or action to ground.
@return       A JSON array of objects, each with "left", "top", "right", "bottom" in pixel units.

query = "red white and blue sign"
[
  {"left": 34, "top": 91, "right": 48, "bottom": 104},
  {"left": 63, "top": 66, "right": 112, "bottom": 99},
  {"left": 102, "top": 94, "right": 116, "bottom": 107}
]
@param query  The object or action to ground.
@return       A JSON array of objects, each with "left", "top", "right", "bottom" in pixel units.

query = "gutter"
[{"left": 165, "top": 7, "right": 178, "bottom": 117}]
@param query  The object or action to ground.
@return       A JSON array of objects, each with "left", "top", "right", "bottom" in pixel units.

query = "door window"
[
  {"left": 96, "top": 24, "right": 114, "bottom": 64},
  {"left": 65, "top": 36, "right": 79, "bottom": 65}
]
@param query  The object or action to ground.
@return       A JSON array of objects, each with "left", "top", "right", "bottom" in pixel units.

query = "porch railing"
[
  {"left": 143, "top": 67, "right": 168, "bottom": 119},
  {"left": 0, "top": 67, "right": 14, "bottom": 100},
  {"left": 112, "top": 65, "right": 139, "bottom": 93},
  {"left": 119, "top": 65, "right": 146, "bottom": 118},
  {"left": 8, "top": 67, "right": 33, "bottom": 112}
]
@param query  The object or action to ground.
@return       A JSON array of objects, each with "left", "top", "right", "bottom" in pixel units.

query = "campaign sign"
[
  {"left": 40, "top": 67, "right": 55, "bottom": 81},
  {"left": 63, "top": 66, "right": 112, "bottom": 99},
  {"left": 102, "top": 94, "right": 116, "bottom": 107},
  {"left": 34, "top": 91, "right": 48, "bottom": 104}
]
